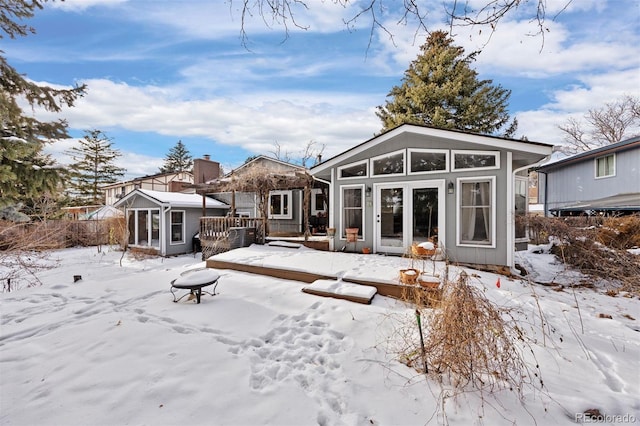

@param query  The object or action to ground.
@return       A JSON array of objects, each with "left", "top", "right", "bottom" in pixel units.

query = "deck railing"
[{"left": 199, "top": 216, "right": 266, "bottom": 257}]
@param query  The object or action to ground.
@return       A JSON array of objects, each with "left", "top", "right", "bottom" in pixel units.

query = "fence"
[{"left": 0, "top": 218, "right": 126, "bottom": 251}]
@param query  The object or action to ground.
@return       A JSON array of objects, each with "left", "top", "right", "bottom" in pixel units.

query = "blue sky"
[{"left": 6, "top": 0, "right": 639, "bottom": 179}]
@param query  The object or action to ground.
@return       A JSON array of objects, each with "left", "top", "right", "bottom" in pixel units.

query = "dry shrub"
[
  {"left": 417, "top": 272, "right": 540, "bottom": 395},
  {"left": 0, "top": 221, "right": 64, "bottom": 292},
  {"left": 597, "top": 215, "right": 640, "bottom": 249}
]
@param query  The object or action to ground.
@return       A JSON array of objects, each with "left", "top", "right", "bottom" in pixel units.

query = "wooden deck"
[{"left": 206, "top": 258, "right": 441, "bottom": 303}]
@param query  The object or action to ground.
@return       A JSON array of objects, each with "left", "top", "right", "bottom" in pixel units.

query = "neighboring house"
[
  {"left": 61, "top": 205, "right": 103, "bottom": 220},
  {"left": 85, "top": 205, "right": 124, "bottom": 220},
  {"left": 103, "top": 156, "right": 220, "bottom": 206},
  {"left": 114, "top": 189, "right": 229, "bottom": 256},
  {"left": 537, "top": 136, "right": 640, "bottom": 216},
  {"left": 310, "top": 124, "right": 553, "bottom": 268},
  {"left": 211, "top": 156, "right": 327, "bottom": 235}
]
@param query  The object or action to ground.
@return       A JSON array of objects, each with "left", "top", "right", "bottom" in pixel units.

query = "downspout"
[{"left": 162, "top": 204, "right": 170, "bottom": 256}]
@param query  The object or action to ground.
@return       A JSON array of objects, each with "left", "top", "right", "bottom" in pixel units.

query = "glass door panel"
[
  {"left": 377, "top": 187, "right": 404, "bottom": 251},
  {"left": 412, "top": 187, "right": 439, "bottom": 245}
]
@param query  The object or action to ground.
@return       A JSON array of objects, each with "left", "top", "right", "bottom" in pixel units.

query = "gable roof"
[
  {"left": 537, "top": 135, "right": 640, "bottom": 172},
  {"left": 114, "top": 189, "right": 229, "bottom": 209},
  {"left": 310, "top": 123, "right": 553, "bottom": 175},
  {"left": 224, "top": 155, "right": 305, "bottom": 179}
]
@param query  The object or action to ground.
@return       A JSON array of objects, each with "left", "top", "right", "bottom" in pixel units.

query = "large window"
[
  {"left": 457, "top": 177, "right": 495, "bottom": 247},
  {"left": 408, "top": 149, "right": 448, "bottom": 175},
  {"left": 341, "top": 186, "right": 363, "bottom": 239},
  {"left": 452, "top": 150, "right": 500, "bottom": 171},
  {"left": 595, "top": 154, "right": 615, "bottom": 178},
  {"left": 170, "top": 211, "right": 185, "bottom": 244},
  {"left": 338, "top": 160, "right": 368, "bottom": 179},
  {"left": 371, "top": 149, "right": 405, "bottom": 176},
  {"left": 127, "top": 209, "right": 160, "bottom": 248},
  {"left": 269, "top": 190, "right": 292, "bottom": 219}
]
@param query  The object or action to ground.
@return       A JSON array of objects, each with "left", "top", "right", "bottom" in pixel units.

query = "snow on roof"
[{"left": 136, "top": 189, "right": 229, "bottom": 209}]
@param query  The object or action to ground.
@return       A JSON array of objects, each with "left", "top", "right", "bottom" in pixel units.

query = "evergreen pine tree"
[
  {"left": 160, "top": 140, "right": 193, "bottom": 173},
  {"left": 376, "top": 31, "right": 517, "bottom": 137},
  {"left": 1, "top": 2, "right": 86, "bottom": 210},
  {"left": 67, "top": 130, "right": 125, "bottom": 205}
]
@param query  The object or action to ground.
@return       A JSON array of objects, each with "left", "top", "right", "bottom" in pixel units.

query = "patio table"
[{"left": 170, "top": 269, "right": 220, "bottom": 304}]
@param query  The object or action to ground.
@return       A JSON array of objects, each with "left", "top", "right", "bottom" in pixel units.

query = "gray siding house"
[
  {"left": 537, "top": 136, "right": 640, "bottom": 216},
  {"left": 114, "top": 189, "right": 229, "bottom": 256},
  {"left": 212, "top": 156, "right": 327, "bottom": 235},
  {"left": 310, "top": 124, "right": 553, "bottom": 268}
]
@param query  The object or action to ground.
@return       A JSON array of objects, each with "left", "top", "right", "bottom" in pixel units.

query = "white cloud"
[
  {"left": 51, "top": 0, "right": 128, "bottom": 12},
  {"left": 33, "top": 78, "right": 381, "bottom": 163},
  {"left": 515, "top": 68, "right": 640, "bottom": 145}
]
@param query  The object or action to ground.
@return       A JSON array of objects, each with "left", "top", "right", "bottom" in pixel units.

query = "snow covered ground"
[{"left": 1, "top": 244, "right": 639, "bottom": 425}]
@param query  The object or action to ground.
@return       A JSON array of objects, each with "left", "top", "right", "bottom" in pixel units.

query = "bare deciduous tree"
[
  {"left": 231, "top": 0, "right": 567, "bottom": 49},
  {"left": 558, "top": 95, "right": 640, "bottom": 154},
  {"left": 270, "top": 140, "right": 326, "bottom": 167}
]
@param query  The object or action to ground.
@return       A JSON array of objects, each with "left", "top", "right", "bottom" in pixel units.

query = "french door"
[{"left": 374, "top": 180, "right": 445, "bottom": 254}]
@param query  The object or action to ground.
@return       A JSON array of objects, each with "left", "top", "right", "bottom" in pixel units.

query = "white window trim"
[
  {"left": 408, "top": 148, "right": 449, "bottom": 175},
  {"left": 169, "top": 210, "right": 185, "bottom": 245},
  {"left": 339, "top": 184, "right": 365, "bottom": 241},
  {"left": 451, "top": 150, "right": 500, "bottom": 172},
  {"left": 268, "top": 190, "right": 293, "bottom": 219},
  {"left": 594, "top": 153, "right": 616, "bottom": 179},
  {"left": 370, "top": 149, "right": 406, "bottom": 177},
  {"left": 128, "top": 208, "right": 161, "bottom": 249},
  {"left": 337, "top": 159, "right": 368, "bottom": 180},
  {"left": 456, "top": 176, "right": 496, "bottom": 248},
  {"left": 311, "top": 188, "right": 326, "bottom": 216}
]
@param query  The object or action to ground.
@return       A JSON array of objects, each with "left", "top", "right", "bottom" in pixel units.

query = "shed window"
[{"left": 170, "top": 211, "right": 185, "bottom": 244}]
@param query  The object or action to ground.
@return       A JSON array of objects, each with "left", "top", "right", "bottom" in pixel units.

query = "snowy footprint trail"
[{"left": 226, "top": 301, "right": 355, "bottom": 425}]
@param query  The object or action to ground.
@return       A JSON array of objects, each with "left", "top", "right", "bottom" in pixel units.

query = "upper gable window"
[
  {"left": 371, "top": 149, "right": 405, "bottom": 177},
  {"left": 338, "top": 160, "right": 368, "bottom": 180},
  {"left": 408, "top": 149, "right": 448, "bottom": 175},
  {"left": 452, "top": 150, "right": 500, "bottom": 171},
  {"left": 595, "top": 154, "right": 615, "bottom": 178}
]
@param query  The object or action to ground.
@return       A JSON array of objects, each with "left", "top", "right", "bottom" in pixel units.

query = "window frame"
[
  {"left": 170, "top": 210, "right": 185, "bottom": 245},
  {"left": 594, "top": 153, "right": 616, "bottom": 179},
  {"left": 127, "top": 208, "right": 161, "bottom": 249},
  {"left": 311, "top": 188, "right": 326, "bottom": 216},
  {"left": 451, "top": 150, "right": 500, "bottom": 172},
  {"left": 408, "top": 148, "right": 449, "bottom": 175},
  {"left": 340, "top": 184, "right": 365, "bottom": 241},
  {"left": 337, "top": 159, "right": 368, "bottom": 180},
  {"left": 370, "top": 149, "right": 406, "bottom": 177},
  {"left": 514, "top": 176, "right": 528, "bottom": 242},
  {"left": 268, "top": 190, "right": 293, "bottom": 220},
  {"left": 456, "top": 176, "right": 496, "bottom": 248}
]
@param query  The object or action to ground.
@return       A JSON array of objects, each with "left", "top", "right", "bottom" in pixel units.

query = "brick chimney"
[{"left": 193, "top": 155, "right": 220, "bottom": 184}]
